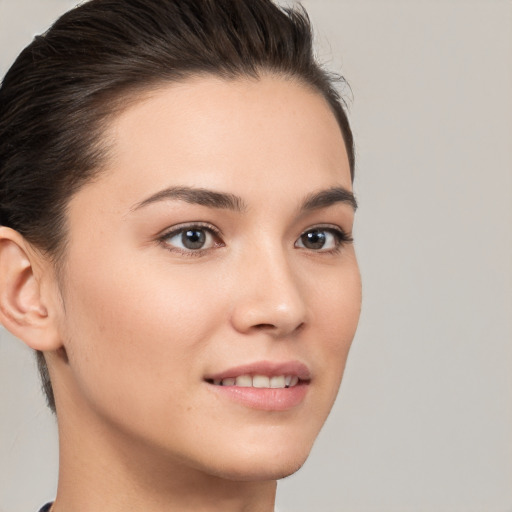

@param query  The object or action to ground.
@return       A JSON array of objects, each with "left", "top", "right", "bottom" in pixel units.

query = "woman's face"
[{"left": 54, "top": 75, "right": 361, "bottom": 481}]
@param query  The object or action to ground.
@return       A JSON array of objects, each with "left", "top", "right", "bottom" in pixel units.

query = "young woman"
[{"left": 0, "top": 1, "right": 361, "bottom": 511}]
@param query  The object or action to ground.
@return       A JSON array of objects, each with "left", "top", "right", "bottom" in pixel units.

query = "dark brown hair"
[{"left": 0, "top": 0, "right": 354, "bottom": 413}]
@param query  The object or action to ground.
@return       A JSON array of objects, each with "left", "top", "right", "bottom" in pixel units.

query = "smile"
[
  {"left": 207, "top": 375, "right": 301, "bottom": 388},
  {"left": 204, "top": 361, "right": 310, "bottom": 411}
]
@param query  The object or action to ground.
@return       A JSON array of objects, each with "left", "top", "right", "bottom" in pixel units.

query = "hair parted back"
[{"left": 0, "top": 0, "right": 355, "bottom": 414}]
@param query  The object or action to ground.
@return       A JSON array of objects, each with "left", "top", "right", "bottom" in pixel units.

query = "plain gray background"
[{"left": 0, "top": 0, "right": 511, "bottom": 511}]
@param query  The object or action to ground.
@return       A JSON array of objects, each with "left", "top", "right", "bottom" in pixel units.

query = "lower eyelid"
[
  {"left": 157, "top": 224, "right": 351, "bottom": 255},
  {"left": 301, "top": 226, "right": 353, "bottom": 251},
  {"left": 157, "top": 224, "right": 221, "bottom": 252}
]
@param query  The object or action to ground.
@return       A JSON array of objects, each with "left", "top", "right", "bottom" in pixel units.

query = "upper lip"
[{"left": 204, "top": 360, "right": 311, "bottom": 381}]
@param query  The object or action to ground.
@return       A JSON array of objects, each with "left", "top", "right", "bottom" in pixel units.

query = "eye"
[
  {"left": 295, "top": 227, "right": 352, "bottom": 252},
  {"left": 159, "top": 223, "right": 222, "bottom": 253}
]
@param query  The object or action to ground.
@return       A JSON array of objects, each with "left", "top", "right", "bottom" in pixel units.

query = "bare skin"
[{"left": 0, "top": 75, "right": 361, "bottom": 512}]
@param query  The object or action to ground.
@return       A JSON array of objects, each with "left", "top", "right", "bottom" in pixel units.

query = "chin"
[
  {"left": 211, "top": 457, "right": 308, "bottom": 483},
  {"left": 237, "top": 460, "right": 306, "bottom": 482},
  {"left": 198, "top": 436, "right": 314, "bottom": 482}
]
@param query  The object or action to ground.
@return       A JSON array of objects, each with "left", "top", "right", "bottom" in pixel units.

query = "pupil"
[
  {"left": 303, "top": 230, "right": 325, "bottom": 249},
  {"left": 182, "top": 229, "right": 206, "bottom": 249}
]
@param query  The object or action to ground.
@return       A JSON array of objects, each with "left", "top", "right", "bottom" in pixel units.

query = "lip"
[{"left": 204, "top": 360, "right": 311, "bottom": 412}]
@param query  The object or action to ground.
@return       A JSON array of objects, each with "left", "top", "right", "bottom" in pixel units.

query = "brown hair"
[{"left": 0, "top": 0, "right": 354, "bottom": 413}]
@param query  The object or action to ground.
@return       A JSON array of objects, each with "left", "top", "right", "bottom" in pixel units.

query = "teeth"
[
  {"left": 270, "top": 376, "right": 286, "bottom": 388},
  {"left": 253, "top": 375, "right": 270, "bottom": 388},
  {"left": 214, "top": 375, "right": 300, "bottom": 388},
  {"left": 235, "top": 375, "right": 252, "bottom": 387}
]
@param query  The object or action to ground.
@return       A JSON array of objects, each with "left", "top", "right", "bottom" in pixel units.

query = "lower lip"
[{"left": 207, "top": 382, "right": 309, "bottom": 411}]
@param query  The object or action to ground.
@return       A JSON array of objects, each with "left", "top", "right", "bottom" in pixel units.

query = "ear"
[{"left": 0, "top": 227, "right": 62, "bottom": 351}]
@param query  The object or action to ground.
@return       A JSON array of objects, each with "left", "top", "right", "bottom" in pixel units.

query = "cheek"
[
  {"left": 309, "top": 254, "right": 361, "bottom": 341},
  {"left": 60, "top": 252, "right": 225, "bottom": 414},
  {"left": 307, "top": 257, "right": 361, "bottom": 387}
]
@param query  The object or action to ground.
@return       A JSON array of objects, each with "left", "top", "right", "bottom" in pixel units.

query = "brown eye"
[
  {"left": 295, "top": 227, "right": 348, "bottom": 252},
  {"left": 299, "top": 229, "right": 328, "bottom": 250},
  {"left": 181, "top": 229, "right": 207, "bottom": 249},
  {"left": 162, "top": 225, "right": 220, "bottom": 252}
]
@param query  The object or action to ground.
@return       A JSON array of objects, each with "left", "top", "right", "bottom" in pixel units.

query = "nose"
[{"left": 230, "top": 247, "right": 308, "bottom": 337}]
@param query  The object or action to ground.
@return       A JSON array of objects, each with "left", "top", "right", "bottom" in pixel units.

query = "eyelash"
[
  {"left": 157, "top": 222, "right": 224, "bottom": 258},
  {"left": 157, "top": 223, "right": 353, "bottom": 258},
  {"left": 297, "top": 225, "right": 354, "bottom": 255}
]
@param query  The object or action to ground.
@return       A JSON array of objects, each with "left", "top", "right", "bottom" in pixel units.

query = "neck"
[{"left": 52, "top": 399, "right": 277, "bottom": 512}]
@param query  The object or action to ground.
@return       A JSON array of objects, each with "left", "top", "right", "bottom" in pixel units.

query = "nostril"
[{"left": 253, "top": 321, "right": 305, "bottom": 333}]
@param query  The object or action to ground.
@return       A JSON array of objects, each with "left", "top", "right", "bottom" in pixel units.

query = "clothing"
[{"left": 38, "top": 502, "right": 280, "bottom": 511}]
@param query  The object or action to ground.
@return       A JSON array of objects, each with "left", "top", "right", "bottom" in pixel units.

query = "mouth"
[
  {"left": 204, "top": 361, "right": 311, "bottom": 411},
  {"left": 206, "top": 374, "right": 301, "bottom": 388}
]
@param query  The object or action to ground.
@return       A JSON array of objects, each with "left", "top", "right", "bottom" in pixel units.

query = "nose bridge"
[{"left": 230, "top": 240, "right": 308, "bottom": 336}]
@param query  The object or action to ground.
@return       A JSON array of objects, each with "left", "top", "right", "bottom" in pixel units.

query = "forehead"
[{"left": 78, "top": 75, "right": 351, "bottom": 211}]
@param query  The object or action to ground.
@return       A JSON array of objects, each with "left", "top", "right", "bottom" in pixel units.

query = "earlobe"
[{"left": 0, "top": 227, "right": 62, "bottom": 351}]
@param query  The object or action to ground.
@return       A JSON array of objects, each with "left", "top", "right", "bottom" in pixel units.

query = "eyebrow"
[
  {"left": 130, "top": 186, "right": 247, "bottom": 212},
  {"left": 301, "top": 187, "right": 357, "bottom": 212},
  {"left": 130, "top": 185, "right": 357, "bottom": 213}
]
